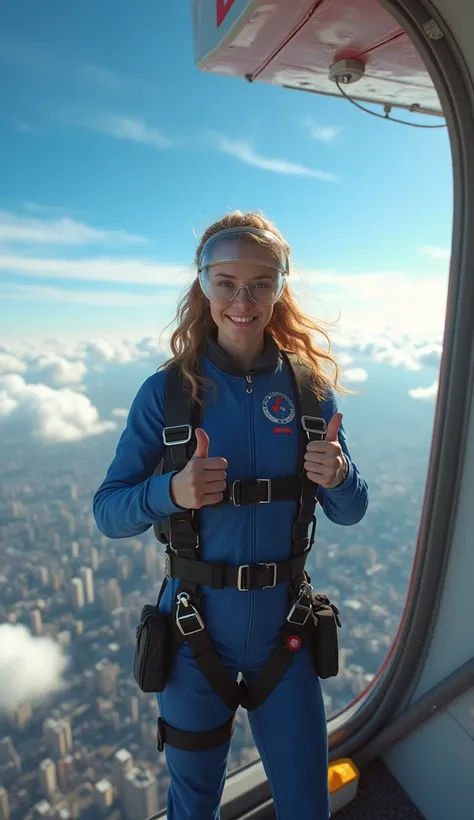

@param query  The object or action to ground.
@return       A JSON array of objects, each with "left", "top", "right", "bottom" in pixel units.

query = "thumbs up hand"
[
  {"left": 170, "top": 428, "right": 228, "bottom": 509},
  {"left": 304, "top": 412, "right": 348, "bottom": 488}
]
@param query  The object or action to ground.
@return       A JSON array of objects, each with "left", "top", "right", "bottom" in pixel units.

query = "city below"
[{"left": 0, "top": 410, "right": 430, "bottom": 820}]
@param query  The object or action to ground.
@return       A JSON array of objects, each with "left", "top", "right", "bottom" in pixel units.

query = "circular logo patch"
[
  {"left": 262, "top": 392, "right": 295, "bottom": 425},
  {"left": 286, "top": 635, "right": 302, "bottom": 652}
]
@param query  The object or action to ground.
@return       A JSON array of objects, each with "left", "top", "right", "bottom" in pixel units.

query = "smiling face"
[
  {"left": 198, "top": 231, "right": 288, "bottom": 366},
  {"left": 206, "top": 261, "right": 277, "bottom": 348}
]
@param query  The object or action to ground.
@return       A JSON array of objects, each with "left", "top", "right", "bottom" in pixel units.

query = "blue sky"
[{"left": 0, "top": 0, "right": 452, "bottom": 342}]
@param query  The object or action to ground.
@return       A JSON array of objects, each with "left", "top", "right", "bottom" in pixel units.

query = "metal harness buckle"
[
  {"left": 301, "top": 416, "right": 327, "bottom": 441},
  {"left": 237, "top": 562, "right": 278, "bottom": 591},
  {"left": 230, "top": 478, "right": 272, "bottom": 506},
  {"left": 162, "top": 425, "right": 192, "bottom": 446},
  {"left": 175, "top": 592, "right": 205, "bottom": 636},
  {"left": 287, "top": 582, "right": 313, "bottom": 625}
]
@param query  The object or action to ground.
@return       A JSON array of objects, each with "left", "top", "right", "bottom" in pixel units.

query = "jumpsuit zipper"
[{"left": 243, "top": 371, "right": 255, "bottom": 668}]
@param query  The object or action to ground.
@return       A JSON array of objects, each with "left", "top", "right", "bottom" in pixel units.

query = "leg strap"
[{"left": 157, "top": 715, "right": 236, "bottom": 752}]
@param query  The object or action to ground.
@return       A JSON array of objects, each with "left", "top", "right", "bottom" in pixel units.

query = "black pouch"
[
  {"left": 133, "top": 604, "right": 169, "bottom": 693},
  {"left": 310, "top": 593, "right": 342, "bottom": 679}
]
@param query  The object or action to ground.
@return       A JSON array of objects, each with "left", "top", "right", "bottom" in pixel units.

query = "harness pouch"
[
  {"left": 133, "top": 604, "right": 169, "bottom": 693},
  {"left": 310, "top": 593, "right": 341, "bottom": 679}
]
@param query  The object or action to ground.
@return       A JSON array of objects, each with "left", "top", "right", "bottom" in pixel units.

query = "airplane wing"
[{"left": 192, "top": 0, "right": 443, "bottom": 117}]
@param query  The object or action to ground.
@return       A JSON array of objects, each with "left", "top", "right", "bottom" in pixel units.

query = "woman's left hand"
[{"left": 304, "top": 413, "right": 348, "bottom": 488}]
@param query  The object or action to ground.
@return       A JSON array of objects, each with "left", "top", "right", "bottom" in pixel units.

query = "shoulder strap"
[
  {"left": 162, "top": 362, "right": 200, "bottom": 472},
  {"left": 280, "top": 351, "right": 327, "bottom": 558},
  {"left": 280, "top": 351, "right": 327, "bottom": 438},
  {"left": 153, "top": 362, "right": 201, "bottom": 545}
]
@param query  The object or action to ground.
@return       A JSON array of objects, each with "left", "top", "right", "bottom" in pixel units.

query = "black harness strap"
[
  {"left": 238, "top": 354, "right": 327, "bottom": 710},
  {"left": 281, "top": 350, "right": 327, "bottom": 558},
  {"left": 153, "top": 353, "right": 328, "bottom": 751},
  {"left": 159, "top": 364, "right": 244, "bottom": 713},
  {"left": 167, "top": 551, "right": 307, "bottom": 590},
  {"left": 157, "top": 715, "right": 235, "bottom": 753},
  {"left": 221, "top": 476, "right": 301, "bottom": 505}
]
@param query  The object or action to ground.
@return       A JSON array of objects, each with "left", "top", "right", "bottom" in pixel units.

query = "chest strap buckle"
[
  {"left": 230, "top": 478, "right": 272, "bottom": 506},
  {"left": 237, "top": 562, "right": 277, "bottom": 591}
]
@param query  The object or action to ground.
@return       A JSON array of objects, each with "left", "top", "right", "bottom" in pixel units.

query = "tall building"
[
  {"left": 113, "top": 748, "right": 133, "bottom": 797},
  {"left": 117, "top": 555, "right": 132, "bottom": 580},
  {"left": 39, "top": 566, "right": 49, "bottom": 586},
  {"left": 30, "top": 609, "right": 43, "bottom": 635},
  {"left": 71, "top": 541, "right": 79, "bottom": 558},
  {"left": 123, "top": 767, "right": 158, "bottom": 820},
  {"left": 51, "top": 569, "right": 65, "bottom": 591},
  {"left": 103, "top": 579, "right": 122, "bottom": 613},
  {"left": 94, "top": 779, "right": 114, "bottom": 814},
  {"left": 0, "top": 787, "right": 9, "bottom": 820},
  {"left": 43, "top": 718, "right": 72, "bottom": 760},
  {"left": 79, "top": 567, "right": 94, "bottom": 604},
  {"left": 90, "top": 547, "right": 99, "bottom": 571},
  {"left": 0, "top": 737, "right": 21, "bottom": 774},
  {"left": 71, "top": 577, "right": 84, "bottom": 610},
  {"left": 129, "top": 696, "right": 139, "bottom": 722},
  {"left": 38, "top": 758, "right": 57, "bottom": 799},
  {"left": 114, "top": 607, "right": 130, "bottom": 634},
  {"left": 95, "top": 659, "right": 119, "bottom": 698},
  {"left": 56, "top": 755, "right": 74, "bottom": 793}
]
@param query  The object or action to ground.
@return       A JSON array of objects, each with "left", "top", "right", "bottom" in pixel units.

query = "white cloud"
[
  {"left": 337, "top": 352, "right": 353, "bottom": 367},
  {"left": 303, "top": 118, "right": 343, "bottom": 143},
  {"left": 332, "top": 326, "right": 444, "bottom": 375},
  {"left": 29, "top": 354, "right": 87, "bottom": 386},
  {"left": 1, "top": 335, "right": 168, "bottom": 373},
  {"left": 85, "top": 113, "right": 173, "bottom": 149},
  {"left": 344, "top": 367, "right": 368, "bottom": 383},
  {"left": 0, "top": 283, "right": 176, "bottom": 308},
  {"left": 0, "top": 211, "right": 146, "bottom": 246},
  {"left": 215, "top": 136, "right": 338, "bottom": 181},
  {"left": 0, "top": 624, "right": 68, "bottom": 714},
  {"left": 419, "top": 246, "right": 450, "bottom": 259},
  {"left": 0, "top": 254, "right": 190, "bottom": 285},
  {"left": 80, "top": 336, "right": 168, "bottom": 367},
  {"left": 112, "top": 408, "right": 128, "bottom": 418},
  {"left": 83, "top": 338, "right": 138, "bottom": 365},
  {"left": 409, "top": 380, "right": 439, "bottom": 400},
  {"left": 0, "top": 352, "right": 27, "bottom": 375},
  {"left": 0, "top": 374, "right": 117, "bottom": 443}
]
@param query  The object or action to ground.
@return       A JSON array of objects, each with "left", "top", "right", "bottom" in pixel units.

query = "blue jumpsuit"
[{"left": 93, "top": 334, "right": 368, "bottom": 820}]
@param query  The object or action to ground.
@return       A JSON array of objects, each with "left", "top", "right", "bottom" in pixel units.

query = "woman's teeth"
[{"left": 227, "top": 316, "right": 255, "bottom": 323}]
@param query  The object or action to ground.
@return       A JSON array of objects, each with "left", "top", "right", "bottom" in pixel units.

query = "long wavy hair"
[{"left": 161, "top": 211, "right": 347, "bottom": 402}]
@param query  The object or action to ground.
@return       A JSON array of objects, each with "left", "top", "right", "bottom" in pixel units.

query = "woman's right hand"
[{"left": 170, "top": 428, "right": 228, "bottom": 509}]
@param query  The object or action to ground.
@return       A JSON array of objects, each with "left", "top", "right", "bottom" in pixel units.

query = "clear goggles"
[{"left": 197, "top": 227, "right": 289, "bottom": 306}]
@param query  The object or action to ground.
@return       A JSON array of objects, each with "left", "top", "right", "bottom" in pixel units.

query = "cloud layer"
[
  {"left": 0, "top": 624, "right": 68, "bottom": 713},
  {"left": 0, "top": 204, "right": 448, "bottom": 411},
  {"left": 0, "top": 373, "right": 117, "bottom": 443},
  {"left": 0, "top": 323, "right": 442, "bottom": 444}
]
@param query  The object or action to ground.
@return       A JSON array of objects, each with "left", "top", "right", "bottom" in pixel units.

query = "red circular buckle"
[{"left": 286, "top": 635, "right": 302, "bottom": 652}]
